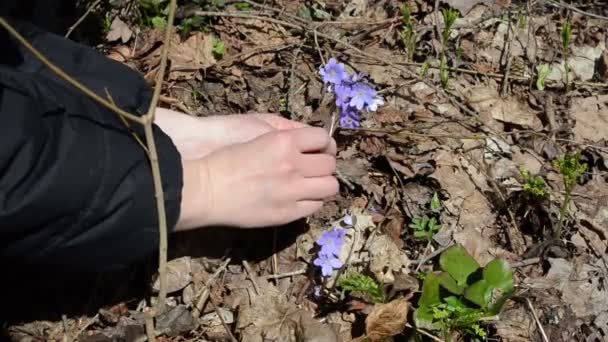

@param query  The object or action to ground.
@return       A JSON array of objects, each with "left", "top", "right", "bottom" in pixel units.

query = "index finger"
[{"left": 290, "top": 127, "right": 333, "bottom": 153}]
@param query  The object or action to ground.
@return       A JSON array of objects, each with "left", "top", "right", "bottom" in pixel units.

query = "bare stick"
[
  {"left": 208, "top": 296, "right": 238, "bottom": 342},
  {"left": 242, "top": 260, "right": 261, "bottom": 295},
  {"left": 65, "top": 0, "right": 102, "bottom": 38},
  {"left": 192, "top": 258, "right": 231, "bottom": 318},
  {"left": 262, "top": 268, "right": 307, "bottom": 279},
  {"left": 526, "top": 298, "right": 550, "bottom": 342}
]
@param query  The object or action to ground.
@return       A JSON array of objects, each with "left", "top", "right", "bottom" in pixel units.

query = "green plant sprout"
[
  {"left": 414, "top": 245, "right": 514, "bottom": 341},
  {"left": 553, "top": 152, "right": 587, "bottom": 238},
  {"left": 139, "top": 0, "right": 170, "bottom": 29},
  {"left": 400, "top": 4, "right": 417, "bottom": 61},
  {"left": 519, "top": 167, "right": 548, "bottom": 198},
  {"left": 410, "top": 215, "right": 441, "bottom": 241},
  {"left": 431, "top": 192, "right": 442, "bottom": 212},
  {"left": 561, "top": 17, "right": 572, "bottom": 92},
  {"left": 212, "top": 36, "right": 225, "bottom": 59},
  {"left": 420, "top": 60, "right": 430, "bottom": 77},
  {"left": 536, "top": 64, "right": 551, "bottom": 90},
  {"left": 338, "top": 273, "right": 385, "bottom": 303},
  {"left": 440, "top": 8, "right": 459, "bottom": 89}
]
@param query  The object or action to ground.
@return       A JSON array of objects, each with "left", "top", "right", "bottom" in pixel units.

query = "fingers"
[
  {"left": 295, "top": 200, "right": 324, "bottom": 219},
  {"left": 292, "top": 176, "right": 339, "bottom": 200},
  {"left": 251, "top": 113, "right": 309, "bottom": 130},
  {"left": 289, "top": 127, "right": 333, "bottom": 153},
  {"left": 296, "top": 154, "right": 336, "bottom": 177}
]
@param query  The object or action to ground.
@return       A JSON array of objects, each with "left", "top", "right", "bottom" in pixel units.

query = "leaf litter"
[{"left": 7, "top": 0, "right": 608, "bottom": 341}]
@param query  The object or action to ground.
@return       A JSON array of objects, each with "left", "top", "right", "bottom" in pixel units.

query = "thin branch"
[
  {"left": 0, "top": 17, "right": 145, "bottom": 125},
  {"left": 146, "top": 0, "right": 178, "bottom": 317},
  {"left": 65, "top": 0, "right": 102, "bottom": 38},
  {"left": 544, "top": 0, "right": 608, "bottom": 21},
  {"left": 526, "top": 298, "right": 550, "bottom": 342}
]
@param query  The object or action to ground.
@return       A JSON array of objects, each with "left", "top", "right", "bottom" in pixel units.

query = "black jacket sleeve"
[{"left": 0, "top": 18, "right": 183, "bottom": 270}]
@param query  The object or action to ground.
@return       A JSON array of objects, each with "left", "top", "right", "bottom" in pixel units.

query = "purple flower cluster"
[
  {"left": 313, "top": 227, "right": 347, "bottom": 277},
  {"left": 319, "top": 58, "right": 384, "bottom": 129}
]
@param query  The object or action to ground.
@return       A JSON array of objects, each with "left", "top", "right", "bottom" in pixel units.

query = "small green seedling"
[
  {"left": 536, "top": 64, "right": 551, "bottom": 91},
  {"left": 420, "top": 60, "right": 430, "bottom": 77},
  {"left": 410, "top": 215, "right": 441, "bottom": 241},
  {"left": 553, "top": 152, "right": 587, "bottom": 238},
  {"left": 561, "top": 17, "right": 572, "bottom": 92},
  {"left": 400, "top": 4, "right": 417, "bottom": 61},
  {"left": 212, "top": 36, "right": 225, "bottom": 59},
  {"left": 439, "top": 8, "right": 459, "bottom": 89},
  {"left": 519, "top": 167, "right": 548, "bottom": 198},
  {"left": 338, "top": 273, "right": 385, "bottom": 303},
  {"left": 414, "top": 245, "right": 514, "bottom": 340},
  {"left": 431, "top": 192, "right": 442, "bottom": 212},
  {"left": 441, "top": 8, "right": 459, "bottom": 44},
  {"left": 234, "top": 2, "right": 252, "bottom": 11}
]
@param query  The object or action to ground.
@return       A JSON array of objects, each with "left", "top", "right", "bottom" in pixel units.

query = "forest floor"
[{"left": 5, "top": 0, "right": 608, "bottom": 341}]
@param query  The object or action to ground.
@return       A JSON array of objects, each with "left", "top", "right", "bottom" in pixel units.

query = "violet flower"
[
  {"left": 319, "top": 58, "right": 349, "bottom": 85},
  {"left": 313, "top": 227, "right": 347, "bottom": 277},
  {"left": 318, "top": 58, "right": 384, "bottom": 129}
]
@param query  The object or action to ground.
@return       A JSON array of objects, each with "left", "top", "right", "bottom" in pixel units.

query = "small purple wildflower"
[
  {"left": 313, "top": 227, "right": 347, "bottom": 277},
  {"left": 318, "top": 58, "right": 385, "bottom": 129},
  {"left": 348, "top": 83, "right": 377, "bottom": 111},
  {"left": 313, "top": 253, "right": 343, "bottom": 277},
  {"left": 339, "top": 110, "right": 361, "bottom": 129},
  {"left": 319, "top": 58, "right": 349, "bottom": 85}
]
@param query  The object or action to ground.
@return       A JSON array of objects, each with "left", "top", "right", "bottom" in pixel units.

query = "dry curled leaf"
[
  {"left": 168, "top": 32, "right": 217, "bottom": 80},
  {"left": 152, "top": 256, "right": 193, "bottom": 293},
  {"left": 365, "top": 297, "right": 410, "bottom": 341},
  {"left": 106, "top": 17, "right": 132, "bottom": 43}
]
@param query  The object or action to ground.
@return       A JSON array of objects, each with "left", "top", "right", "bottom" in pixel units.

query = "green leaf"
[
  {"left": 439, "top": 245, "right": 480, "bottom": 287},
  {"left": 151, "top": 16, "right": 167, "bottom": 31},
  {"left": 431, "top": 192, "right": 441, "bottom": 211},
  {"left": 464, "top": 259, "right": 515, "bottom": 311},
  {"left": 438, "top": 272, "right": 465, "bottom": 295},
  {"left": 463, "top": 278, "right": 490, "bottom": 308},
  {"left": 418, "top": 272, "right": 442, "bottom": 307},
  {"left": 414, "top": 231, "right": 430, "bottom": 239},
  {"left": 483, "top": 259, "right": 514, "bottom": 291},
  {"left": 414, "top": 305, "right": 443, "bottom": 331},
  {"left": 212, "top": 37, "right": 225, "bottom": 59}
]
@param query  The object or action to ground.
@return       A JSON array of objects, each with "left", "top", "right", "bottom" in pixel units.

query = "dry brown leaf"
[
  {"left": 168, "top": 32, "right": 217, "bottom": 80},
  {"left": 465, "top": 86, "right": 542, "bottom": 130},
  {"left": 494, "top": 304, "right": 535, "bottom": 342},
  {"left": 431, "top": 150, "right": 495, "bottom": 230},
  {"left": 295, "top": 312, "right": 341, "bottom": 342},
  {"left": 152, "top": 256, "right": 192, "bottom": 293},
  {"left": 442, "top": 0, "right": 493, "bottom": 15},
  {"left": 365, "top": 297, "right": 410, "bottom": 341},
  {"left": 368, "top": 234, "right": 410, "bottom": 284},
  {"left": 572, "top": 95, "right": 608, "bottom": 143},
  {"left": 106, "top": 17, "right": 132, "bottom": 43}
]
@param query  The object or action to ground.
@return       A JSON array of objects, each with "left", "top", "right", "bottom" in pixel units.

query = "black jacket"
[{"left": 0, "top": 17, "right": 183, "bottom": 271}]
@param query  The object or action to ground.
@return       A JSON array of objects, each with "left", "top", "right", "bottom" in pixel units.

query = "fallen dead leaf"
[
  {"left": 493, "top": 304, "right": 535, "bottom": 342},
  {"left": 465, "top": 86, "right": 543, "bottom": 130},
  {"left": 571, "top": 95, "right": 608, "bottom": 143},
  {"left": 294, "top": 311, "right": 341, "bottom": 342},
  {"left": 442, "top": 0, "right": 493, "bottom": 15},
  {"left": 525, "top": 258, "right": 608, "bottom": 318},
  {"left": 368, "top": 234, "right": 410, "bottom": 284},
  {"left": 152, "top": 256, "right": 193, "bottom": 293},
  {"left": 364, "top": 297, "right": 410, "bottom": 341},
  {"left": 168, "top": 32, "right": 217, "bottom": 80},
  {"left": 106, "top": 17, "right": 132, "bottom": 43}
]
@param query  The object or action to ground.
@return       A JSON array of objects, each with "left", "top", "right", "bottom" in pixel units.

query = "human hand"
[
  {"left": 154, "top": 108, "right": 314, "bottom": 160},
  {"left": 176, "top": 127, "right": 338, "bottom": 230}
]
